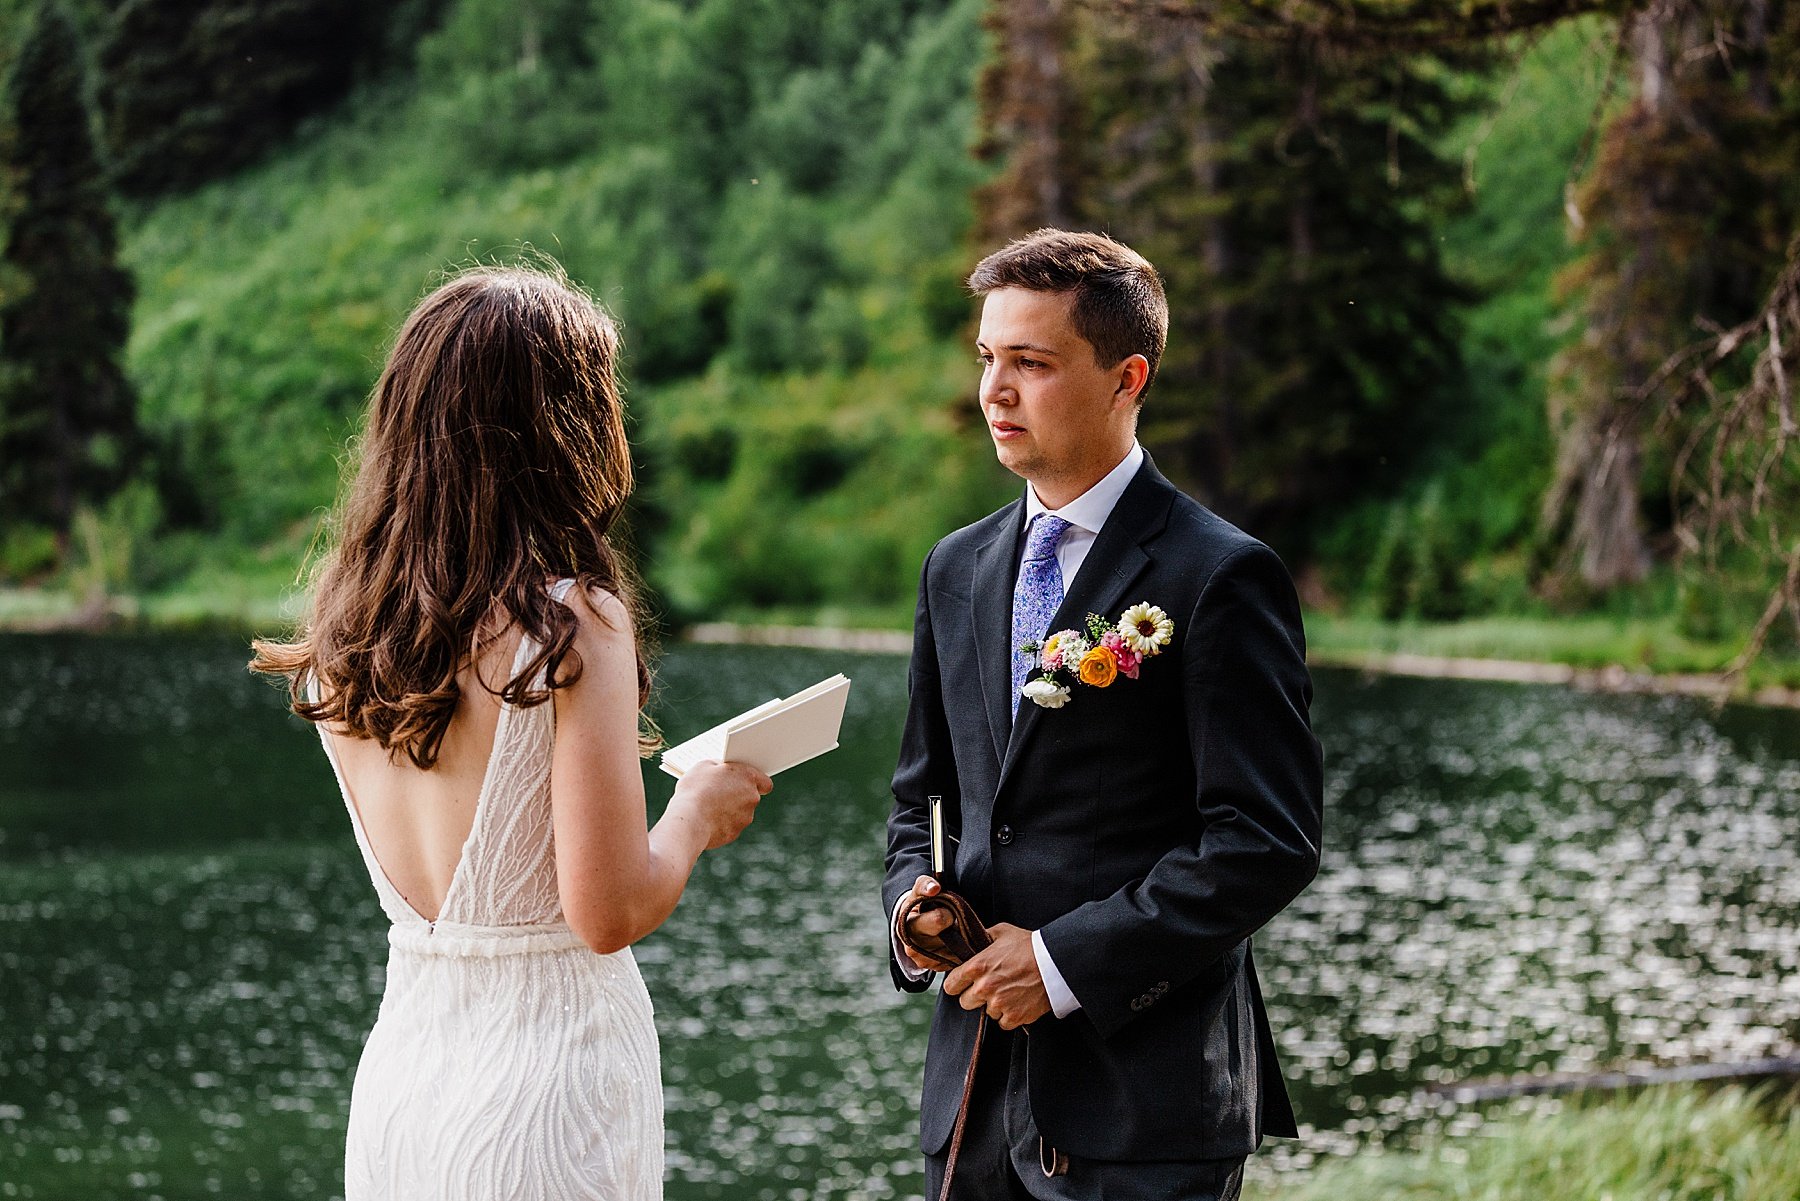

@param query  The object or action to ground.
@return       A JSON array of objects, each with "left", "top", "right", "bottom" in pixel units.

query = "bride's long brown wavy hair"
[{"left": 250, "top": 263, "right": 659, "bottom": 767}]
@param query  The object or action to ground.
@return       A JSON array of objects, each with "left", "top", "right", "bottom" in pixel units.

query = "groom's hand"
[
  {"left": 943, "top": 923, "right": 1051, "bottom": 1031},
  {"left": 900, "top": 875, "right": 955, "bottom": 972}
]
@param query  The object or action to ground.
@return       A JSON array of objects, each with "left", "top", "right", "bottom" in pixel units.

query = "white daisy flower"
[
  {"left": 1118, "top": 603, "right": 1174, "bottom": 655},
  {"left": 1021, "top": 678, "right": 1072, "bottom": 709}
]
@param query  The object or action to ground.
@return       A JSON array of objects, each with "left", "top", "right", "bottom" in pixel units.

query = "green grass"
[
  {"left": 0, "top": 585, "right": 298, "bottom": 634},
  {"left": 1310, "top": 611, "right": 1741, "bottom": 674},
  {"left": 1253, "top": 1086, "right": 1800, "bottom": 1201},
  {"left": 1306, "top": 612, "right": 1800, "bottom": 693}
]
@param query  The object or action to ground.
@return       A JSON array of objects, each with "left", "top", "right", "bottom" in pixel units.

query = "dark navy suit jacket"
[{"left": 882, "top": 452, "right": 1324, "bottom": 1162}]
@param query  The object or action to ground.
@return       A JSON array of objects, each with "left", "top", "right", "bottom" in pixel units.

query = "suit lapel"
[
  {"left": 997, "top": 457, "right": 1176, "bottom": 792},
  {"left": 971, "top": 500, "right": 1025, "bottom": 771}
]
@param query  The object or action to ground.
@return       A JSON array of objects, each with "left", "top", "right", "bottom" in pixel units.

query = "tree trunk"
[
  {"left": 1546, "top": 6, "right": 1678, "bottom": 590},
  {"left": 1573, "top": 409, "right": 1651, "bottom": 585},
  {"left": 976, "top": 0, "right": 1075, "bottom": 240}
]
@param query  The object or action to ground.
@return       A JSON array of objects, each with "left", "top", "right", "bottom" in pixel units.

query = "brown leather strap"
[
  {"left": 896, "top": 885, "right": 995, "bottom": 1201},
  {"left": 937, "top": 1012, "right": 986, "bottom": 1201},
  {"left": 895, "top": 888, "right": 993, "bottom": 971}
]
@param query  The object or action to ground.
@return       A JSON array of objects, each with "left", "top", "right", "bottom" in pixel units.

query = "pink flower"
[{"left": 1115, "top": 646, "right": 1141, "bottom": 679}]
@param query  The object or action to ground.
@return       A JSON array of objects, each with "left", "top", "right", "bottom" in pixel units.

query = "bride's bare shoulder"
[{"left": 554, "top": 581, "right": 636, "bottom": 657}]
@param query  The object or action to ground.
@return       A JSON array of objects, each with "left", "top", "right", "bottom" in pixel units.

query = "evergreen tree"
[
  {"left": 1016, "top": 7, "right": 1477, "bottom": 550},
  {"left": 96, "top": 0, "right": 441, "bottom": 197},
  {"left": 0, "top": 2, "right": 139, "bottom": 548},
  {"left": 1544, "top": 0, "right": 1800, "bottom": 592},
  {"left": 1103, "top": 0, "right": 1800, "bottom": 675},
  {"left": 973, "top": 0, "right": 1078, "bottom": 239}
]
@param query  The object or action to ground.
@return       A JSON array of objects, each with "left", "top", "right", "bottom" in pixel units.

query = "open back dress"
[{"left": 310, "top": 578, "right": 663, "bottom": 1200}]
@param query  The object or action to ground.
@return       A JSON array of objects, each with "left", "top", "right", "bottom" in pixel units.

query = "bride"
[{"left": 251, "top": 263, "right": 769, "bottom": 1199}]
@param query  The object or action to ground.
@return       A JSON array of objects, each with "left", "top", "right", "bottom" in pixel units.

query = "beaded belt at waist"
[{"left": 387, "top": 918, "right": 590, "bottom": 958}]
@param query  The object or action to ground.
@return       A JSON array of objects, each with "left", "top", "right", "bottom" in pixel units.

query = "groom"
[{"left": 883, "top": 229, "right": 1324, "bottom": 1199}]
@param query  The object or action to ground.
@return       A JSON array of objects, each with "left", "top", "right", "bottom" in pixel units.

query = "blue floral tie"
[{"left": 1010, "top": 514, "right": 1072, "bottom": 716}]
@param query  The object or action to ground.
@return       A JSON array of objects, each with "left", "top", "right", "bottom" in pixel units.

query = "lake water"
[{"left": 1, "top": 635, "right": 1797, "bottom": 1199}]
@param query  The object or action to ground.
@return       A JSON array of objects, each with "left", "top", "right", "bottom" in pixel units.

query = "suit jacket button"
[{"left": 995, "top": 824, "right": 1014, "bottom": 846}]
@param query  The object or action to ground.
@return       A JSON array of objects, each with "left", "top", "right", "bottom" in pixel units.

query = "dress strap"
[{"left": 522, "top": 578, "right": 579, "bottom": 691}]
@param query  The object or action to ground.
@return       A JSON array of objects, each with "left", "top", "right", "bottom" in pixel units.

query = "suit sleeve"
[
  {"left": 883, "top": 543, "right": 955, "bottom": 993},
  {"left": 1037, "top": 542, "right": 1323, "bottom": 1037}
]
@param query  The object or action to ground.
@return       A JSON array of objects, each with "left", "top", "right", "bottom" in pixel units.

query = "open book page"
[
  {"left": 659, "top": 674, "right": 852, "bottom": 779},
  {"left": 656, "top": 698, "right": 787, "bottom": 777}
]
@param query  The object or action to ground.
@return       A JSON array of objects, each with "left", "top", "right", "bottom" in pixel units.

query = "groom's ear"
[{"left": 1112, "top": 354, "right": 1151, "bottom": 408}]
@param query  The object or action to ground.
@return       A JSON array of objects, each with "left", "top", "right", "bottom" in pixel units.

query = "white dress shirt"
[{"left": 893, "top": 442, "right": 1145, "bottom": 1019}]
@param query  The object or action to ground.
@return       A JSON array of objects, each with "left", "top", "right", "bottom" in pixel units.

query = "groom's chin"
[{"left": 990, "top": 442, "right": 1034, "bottom": 480}]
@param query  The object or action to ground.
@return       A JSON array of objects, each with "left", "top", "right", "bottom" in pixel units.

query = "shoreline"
[
  {"left": 5, "top": 596, "right": 1795, "bottom": 710},
  {"left": 1310, "top": 647, "right": 1800, "bottom": 709},
  {"left": 682, "top": 621, "right": 1800, "bottom": 710}
]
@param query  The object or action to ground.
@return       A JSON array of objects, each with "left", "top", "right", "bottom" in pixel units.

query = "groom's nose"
[{"left": 979, "top": 366, "right": 1014, "bottom": 408}]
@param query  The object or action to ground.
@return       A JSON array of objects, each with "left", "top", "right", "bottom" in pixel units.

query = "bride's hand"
[{"left": 670, "top": 760, "right": 772, "bottom": 849}]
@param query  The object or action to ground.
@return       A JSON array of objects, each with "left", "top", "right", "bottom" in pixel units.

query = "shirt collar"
[{"left": 1024, "top": 441, "right": 1145, "bottom": 535}]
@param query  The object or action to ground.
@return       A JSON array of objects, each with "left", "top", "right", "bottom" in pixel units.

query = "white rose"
[{"left": 1021, "top": 678, "right": 1072, "bottom": 709}]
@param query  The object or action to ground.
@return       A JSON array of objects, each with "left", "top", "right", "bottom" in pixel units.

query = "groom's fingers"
[
  {"left": 902, "top": 876, "right": 952, "bottom": 942},
  {"left": 945, "top": 925, "right": 1051, "bottom": 1029},
  {"left": 944, "top": 923, "right": 1015, "bottom": 997},
  {"left": 907, "top": 909, "right": 953, "bottom": 937}
]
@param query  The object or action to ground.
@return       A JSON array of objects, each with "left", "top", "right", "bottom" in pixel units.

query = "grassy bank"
[
  {"left": 1305, "top": 612, "right": 1800, "bottom": 694},
  {"left": 96, "top": 0, "right": 1012, "bottom": 627},
  {"left": 1254, "top": 1086, "right": 1800, "bottom": 1201},
  {"left": 0, "top": 557, "right": 304, "bottom": 633}
]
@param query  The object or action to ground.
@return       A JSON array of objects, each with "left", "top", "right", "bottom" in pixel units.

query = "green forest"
[{"left": 2, "top": 0, "right": 1798, "bottom": 688}]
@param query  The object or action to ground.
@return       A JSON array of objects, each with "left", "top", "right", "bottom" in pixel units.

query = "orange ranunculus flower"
[{"left": 1077, "top": 646, "right": 1119, "bottom": 688}]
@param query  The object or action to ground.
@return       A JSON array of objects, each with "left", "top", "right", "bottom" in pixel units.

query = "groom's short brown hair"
[{"left": 967, "top": 228, "right": 1169, "bottom": 399}]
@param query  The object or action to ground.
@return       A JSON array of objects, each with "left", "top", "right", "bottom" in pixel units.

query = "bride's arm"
[{"left": 549, "top": 587, "right": 769, "bottom": 953}]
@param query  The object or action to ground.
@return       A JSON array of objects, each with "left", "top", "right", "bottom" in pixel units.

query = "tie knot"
[{"left": 1024, "top": 515, "right": 1072, "bottom": 562}]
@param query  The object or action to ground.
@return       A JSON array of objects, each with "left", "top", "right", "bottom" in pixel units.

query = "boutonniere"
[{"left": 1020, "top": 602, "right": 1175, "bottom": 709}]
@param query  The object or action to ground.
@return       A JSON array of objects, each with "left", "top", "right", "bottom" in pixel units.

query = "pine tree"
[
  {"left": 1058, "top": 9, "right": 1475, "bottom": 549},
  {"left": 0, "top": 2, "right": 139, "bottom": 549},
  {"left": 1095, "top": 0, "right": 1800, "bottom": 671},
  {"left": 1544, "top": 0, "right": 1800, "bottom": 592},
  {"left": 96, "top": 0, "right": 430, "bottom": 197},
  {"left": 974, "top": 0, "right": 1079, "bottom": 239}
]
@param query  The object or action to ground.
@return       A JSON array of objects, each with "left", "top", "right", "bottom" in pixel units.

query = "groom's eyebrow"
[{"left": 996, "top": 342, "right": 1061, "bottom": 355}]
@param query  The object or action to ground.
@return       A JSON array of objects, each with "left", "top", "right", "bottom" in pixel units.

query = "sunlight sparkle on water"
[{"left": 1, "top": 637, "right": 1796, "bottom": 1198}]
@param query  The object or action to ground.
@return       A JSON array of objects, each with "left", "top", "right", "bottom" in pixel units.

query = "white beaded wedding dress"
[{"left": 310, "top": 579, "right": 663, "bottom": 1200}]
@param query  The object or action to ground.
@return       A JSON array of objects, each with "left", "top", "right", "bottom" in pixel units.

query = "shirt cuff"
[
  {"left": 1032, "top": 929, "right": 1081, "bottom": 1017},
  {"left": 891, "top": 895, "right": 933, "bottom": 983}
]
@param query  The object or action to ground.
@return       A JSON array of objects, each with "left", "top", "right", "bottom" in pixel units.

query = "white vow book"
[{"left": 658, "top": 674, "right": 852, "bottom": 779}]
